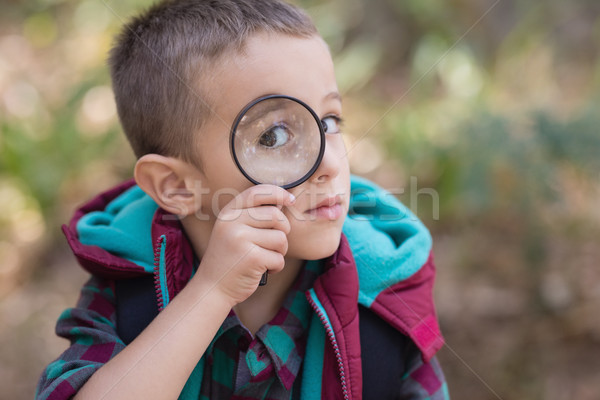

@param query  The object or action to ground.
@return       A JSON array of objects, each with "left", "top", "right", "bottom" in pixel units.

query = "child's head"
[
  {"left": 109, "top": 0, "right": 317, "bottom": 165},
  {"left": 112, "top": 0, "right": 350, "bottom": 261}
]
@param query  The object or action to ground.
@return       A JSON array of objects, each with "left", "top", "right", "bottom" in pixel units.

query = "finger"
[
  {"left": 218, "top": 206, "right": 291, "bottom": 233},
  {"left": 243, "top": 206, "right": 291, "bottom": 233},
  {"left": 251, "top": 228, "right": 288, "bottom": 255},
  {"left": 227, "top": 185, "right": 296, "bottom": 211},
  {"left": 253, "top": 248, "right": 285, "bottom": 275}
]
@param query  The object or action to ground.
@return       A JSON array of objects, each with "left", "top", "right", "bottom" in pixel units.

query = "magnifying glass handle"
[
  {"left": 258, "top": 201, "right": 281, "bottom": 287},
  {"left": 259, "top": 272, "right": 268, "bottom": 286}
]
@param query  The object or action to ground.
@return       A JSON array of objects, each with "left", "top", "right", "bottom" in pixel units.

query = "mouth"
[{"left": 304, "top": 195, "right": 344, "bottom": 221}]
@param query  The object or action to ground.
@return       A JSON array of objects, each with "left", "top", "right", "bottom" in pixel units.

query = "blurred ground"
[{"left": 434, "top": 233, "right": 600, "bottom": 400}]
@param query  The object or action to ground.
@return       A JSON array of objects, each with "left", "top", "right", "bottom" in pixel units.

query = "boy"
[{"left": 36, "top": 0, "right": 448, "bottom": 399}]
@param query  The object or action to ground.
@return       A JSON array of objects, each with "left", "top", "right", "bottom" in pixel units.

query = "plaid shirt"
[{"left": 199, "top": 261, "right": 321, "bottom": 400}]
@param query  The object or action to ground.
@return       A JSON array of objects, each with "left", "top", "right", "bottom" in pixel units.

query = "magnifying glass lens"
[{"left": 231, "top": 96, "right": 324, "bottom": 188}]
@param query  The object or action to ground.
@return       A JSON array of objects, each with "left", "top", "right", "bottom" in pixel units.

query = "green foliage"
[
  {"left": 535, "top": 105, "right": 600, "bottom": 173},
  {"left": 1, "top": 73, "right": 124, "bottom": 215},
  {"left": 384, "top": 103, "right": 600, "bottom": 220}
]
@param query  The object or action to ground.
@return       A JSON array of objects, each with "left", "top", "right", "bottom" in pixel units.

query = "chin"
[{"left": 287, "top": 225, "right": 344, "bottom": 261}]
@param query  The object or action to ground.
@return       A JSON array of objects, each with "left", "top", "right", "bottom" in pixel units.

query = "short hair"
[{"left": 109, "top": 0, "right": 317, "bottom": 164}]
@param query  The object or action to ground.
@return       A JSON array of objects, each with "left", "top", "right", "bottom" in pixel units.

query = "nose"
[{"left": 310, "top": 135, "right": 344, "bottom": 184}]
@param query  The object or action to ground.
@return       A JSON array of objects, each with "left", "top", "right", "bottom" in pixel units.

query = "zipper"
[
  {"left": 306, "top": 289, "right": 350, "bottom": 400},
  {"left": 153, "top": 234, "right": 170, "bottom": 311}
]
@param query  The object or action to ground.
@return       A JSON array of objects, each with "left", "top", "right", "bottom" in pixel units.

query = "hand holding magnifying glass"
[{"left": 230, "top": 95, "right": 326, "bottom": 285}]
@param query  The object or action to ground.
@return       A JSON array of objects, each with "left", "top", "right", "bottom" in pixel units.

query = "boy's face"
[{"left": 191, "top": 32, "right": 350, "bottom": 261}]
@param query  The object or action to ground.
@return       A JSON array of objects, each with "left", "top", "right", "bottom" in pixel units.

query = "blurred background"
[{"left": 1, "top": 0, "right": 599, "bottom": 398}]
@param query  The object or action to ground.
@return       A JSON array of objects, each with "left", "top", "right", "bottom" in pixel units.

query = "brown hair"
[{"left": 109, "top": 0, "right": 317, "bottom": 164}]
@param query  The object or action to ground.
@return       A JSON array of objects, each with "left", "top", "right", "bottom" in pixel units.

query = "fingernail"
[{"left": 288, "top": 193, "right": 296, "bottom": 204}]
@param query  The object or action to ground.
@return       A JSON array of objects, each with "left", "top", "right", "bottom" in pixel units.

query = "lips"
[
  {"left": 304, "top": 195, "right": 344, "bottom": 220},
  {"left": 314, "top": 196, "right": 341, "bottom": 209}
]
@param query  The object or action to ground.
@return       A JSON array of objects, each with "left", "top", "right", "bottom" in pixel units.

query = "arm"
[
  {"left": 61, "top": 185, "right": 294, "bottom": 400},
  {"left": 36, "top": 276, "right": 123, "bottom": 400},
  {"left": 35, "top": 274, "right": 231, "bottom": 400},
  {"left": 70, "top": 275, "right": 231, "bottom": 400}
]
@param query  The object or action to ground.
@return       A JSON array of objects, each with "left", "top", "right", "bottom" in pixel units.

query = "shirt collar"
[{"left": 207, "top": 259, "right": 322, "bottom": 390}]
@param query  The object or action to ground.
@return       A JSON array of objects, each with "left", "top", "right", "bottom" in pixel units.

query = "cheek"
[
  {"left": 333, "top": 137, "right": 350, "bottom": 173},
  {"left": 200, "top": 167, "right": 254, "bottom": 215}
]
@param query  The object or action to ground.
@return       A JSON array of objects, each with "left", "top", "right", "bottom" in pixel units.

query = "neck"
[
  {"left": 180, "top": 214, "right": 213, "bottom": 259},
  {"left": 233, "top": 256, "right": 304, "bottom": 335}
]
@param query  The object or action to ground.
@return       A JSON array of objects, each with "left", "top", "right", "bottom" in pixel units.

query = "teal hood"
[
  {"left": 74, "top": 175, "right": 432, "bottom": 298},
  {"left": 76, "top": 184, "right": 159, "bottom": 273},
  {"left": 343, "top": 175, "right": 432, "bottom": 307}
]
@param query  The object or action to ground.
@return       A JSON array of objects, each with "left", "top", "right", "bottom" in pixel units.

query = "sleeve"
[
  {"left": 399, "top": 345, "right": 450, "bottom": 400},
  {"left": 359, "top": 304, "right": 450, "bottom": 399},
  {"left": 35, "top": 276, "right": 126, "bottom": 400}
]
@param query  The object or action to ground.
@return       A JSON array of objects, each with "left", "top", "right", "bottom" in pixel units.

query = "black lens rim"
[{"left": 230, "top": 94, "right": 326, "bottom": 189}]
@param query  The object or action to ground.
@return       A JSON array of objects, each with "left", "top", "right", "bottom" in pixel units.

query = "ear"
[{"left": 134, "top": 154, "right": 202, "bottom": 217}]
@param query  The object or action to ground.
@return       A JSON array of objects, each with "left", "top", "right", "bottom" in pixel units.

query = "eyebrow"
[
  {"left": 324, "top": 91, "right": 342, "bottom": 103},
  {"left": 236, "top": 92, "right": 343, "bottom": 131},
  {"left": 236, "top": 99, "right": 291, "bottom": 129}
]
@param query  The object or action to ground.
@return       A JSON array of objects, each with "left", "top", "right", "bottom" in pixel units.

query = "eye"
[
  {"left": 258, "top": 124, "right": 292, "bottom": 149},
  {"left": 321, "top": 116, "right": 343, "bottom": 134}
]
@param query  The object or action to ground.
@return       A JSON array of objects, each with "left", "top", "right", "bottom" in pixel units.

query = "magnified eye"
[
  {"left": 321, "top": 116, "right": 342, "bottom": 134},
  {"left": 258, "top": 124, "right": 292, "bottom": 149}
]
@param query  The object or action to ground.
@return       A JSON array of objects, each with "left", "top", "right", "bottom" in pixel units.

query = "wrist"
[{"left": 188, "top": 271, "right": 237, "bottom": 310}]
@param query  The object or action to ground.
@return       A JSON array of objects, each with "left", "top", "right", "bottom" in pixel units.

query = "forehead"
[
  {"left": 205, "top": 33, "right": 338, "bottom": 125},
  {"left": 192, "top": 33, "right": 340, "bottom": 178}
]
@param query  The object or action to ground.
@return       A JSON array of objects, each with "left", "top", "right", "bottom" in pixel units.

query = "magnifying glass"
[{"left": 230, "top": 94, "right": 326, "bottom": 284}]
